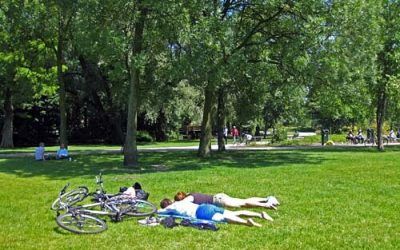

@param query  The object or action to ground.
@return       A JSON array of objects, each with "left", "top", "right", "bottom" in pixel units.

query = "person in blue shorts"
[
  {"left": 158, "top": 198, "right": 273, "bottom": 227},
  {"left": 56, "top": 144, "right": 70, "bottom": 160}
]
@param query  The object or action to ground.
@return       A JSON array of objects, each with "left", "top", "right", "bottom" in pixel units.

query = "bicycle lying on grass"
[{"left": 51, "top": 173, "right": 157, "bottom": 234}]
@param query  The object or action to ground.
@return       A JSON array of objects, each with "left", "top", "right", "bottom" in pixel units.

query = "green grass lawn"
[
  {"left": 0, "top": 140, "right": 203, "bottom": 154},
  {"left": 0, "top": 148, "right": 399, "bottom": 249}
]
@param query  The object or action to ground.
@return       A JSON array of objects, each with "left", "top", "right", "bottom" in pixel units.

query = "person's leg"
[
  {"left": 231, "top": 210, "right": 274, "bottom": 221},
  {"left": 214, "top": 193, "right": 275, "bottom": 209},
  {"left": 221, "top": 211, "right": 261, "bottom": 227},
  {"left": 243, "top": 198, "right": 277, "bottom": 209},
  {"left": 214, "top": 193, "right": 246, "bottom": 208}
]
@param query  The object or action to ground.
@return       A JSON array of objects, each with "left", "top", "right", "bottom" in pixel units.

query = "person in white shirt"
[{"left": 158, "top": 198, "right": 273, "bottom": 227}]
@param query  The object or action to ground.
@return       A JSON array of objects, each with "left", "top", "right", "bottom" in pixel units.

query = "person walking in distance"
[{"left": 231, "top": 126, "right": 239, "bottom": 145}]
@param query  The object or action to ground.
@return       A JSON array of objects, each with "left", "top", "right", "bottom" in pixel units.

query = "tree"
[
  {"left": 373, "top": 0, "right": 400, "bottom": 150},
  {"left": 0, "top": 1, "right": 52, "bottom": 148},
  {"left": 38, "top": 0, "right": 78, "bottom": 147}
]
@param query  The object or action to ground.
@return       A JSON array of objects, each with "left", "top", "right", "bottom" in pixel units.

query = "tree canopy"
[{"left": 1, "top": 0, "right": 400, "bottom": 163}]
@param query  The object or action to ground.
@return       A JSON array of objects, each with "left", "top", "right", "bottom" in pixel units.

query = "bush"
[
  {"left": 272, "top": 126, "right": 288, "bottom": 143},
  {"left": 137, "top": 131, "right": 153, "bottom": 142}
]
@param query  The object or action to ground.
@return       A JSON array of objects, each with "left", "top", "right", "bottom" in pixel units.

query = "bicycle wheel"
[
  {"left": 56, "top": 213, "right": 107, "bottom": 234},
  {"left": 51, "top": 187, "right": 89, "bottom": 210},
  {"left": 124, "top": 200, "right": 157, "bottom": 217}
]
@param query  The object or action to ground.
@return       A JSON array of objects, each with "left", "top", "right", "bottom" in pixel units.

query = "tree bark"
[
  {"left": 155, "top": 109, "right": 167, "bottom": 141},
  {"left": 0, "top": 88, "right": 14, "bottom": 148},
  {"left": 57, "top": 21, "right": 68, "bottom": 147},
  {"left": 124, "top": 3, "right": 147, "bottom": 167},
  {"left": 216, "top": 87, "right": 226, "bottom": 151},
  {"left": 198, "top": 82, "right": 216, "bottom": 157},
  {"left": 376, "top": 88, "right": 387, "bottom": 151}
]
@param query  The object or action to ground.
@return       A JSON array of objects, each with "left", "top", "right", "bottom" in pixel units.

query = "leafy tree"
[{"left": 0, "top": 1, "right": 55, "bottom": 148}]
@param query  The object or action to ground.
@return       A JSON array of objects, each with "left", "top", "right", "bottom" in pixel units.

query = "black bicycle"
[{"left": 52, "top": 173, "right": 157, "bottom": 234}]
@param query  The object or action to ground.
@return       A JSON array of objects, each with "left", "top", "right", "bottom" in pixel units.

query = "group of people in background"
[
  {"left": 222, "top": 125, "right": 253, "bottom": 145},
  {"left": 34, "top": 143, "right": 70, "bottom": 161},
  {"left": 346, "top": 128, "right": 400, "bottom": 144}
]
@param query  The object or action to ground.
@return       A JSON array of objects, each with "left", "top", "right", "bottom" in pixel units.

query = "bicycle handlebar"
[
  {"left": 60, "top": 183, "right": 70, "bottom": 196},
  {"left": 96, "top": 172, "right": 103, "bottom": 184}
]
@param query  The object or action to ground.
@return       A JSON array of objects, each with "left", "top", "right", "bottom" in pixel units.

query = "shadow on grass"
[
  {"left": 1, "top": 146, "right": 398, "bottom": 180},
  {"left": 0, "top": 150, "right": 322, "bottom": 179}
]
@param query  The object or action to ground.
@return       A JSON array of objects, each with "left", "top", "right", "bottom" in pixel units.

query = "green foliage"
[
  {"left": 136, "top": 131, "right": 153, "bottom": 143},
  {"left": 271, "top": 126, "right": 288, "bottom": 143}
]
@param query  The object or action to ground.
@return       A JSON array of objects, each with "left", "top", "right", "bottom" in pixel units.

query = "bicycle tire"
[
  {"left": 51, "top": 187, "right": 89, "bottom": 210},
  {"left": 56, "top": 213, "right": 107, "bottom": 234},
  {"left": 124, "top": 199, "right": 157, "bottom": 217}
]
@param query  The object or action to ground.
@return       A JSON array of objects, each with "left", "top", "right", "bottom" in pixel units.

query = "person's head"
[
  {"left": 60, "top": 143, "right": 65, "bottom": 149},
  {"left": 133, "top": 182, "right": 142, "bottom": 190},
  {"left": 233, "top": 126, "right": 236, "bottom": 128},
  {"left": 160, "top": 198, "right": 173, "bottom": 209},
  {"left": 174, "top": 191, "right": 187, "bottom": 201},
  {"left": 39, "top": 142, "right": 44, "bottom": 147}
]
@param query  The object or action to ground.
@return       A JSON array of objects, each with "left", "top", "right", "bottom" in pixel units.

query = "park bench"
[{"left": 251, "top": 136, "right": 264, "bottom": 142}]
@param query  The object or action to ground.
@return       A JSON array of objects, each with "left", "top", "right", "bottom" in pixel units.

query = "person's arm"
[{"left": 157, "top": 203, "right": 178, "bottom": 215}]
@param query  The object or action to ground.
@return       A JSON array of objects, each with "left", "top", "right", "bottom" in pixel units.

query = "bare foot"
[
  {"left": 261, "top": 212, "right": 274, "bottom": 221},
  {"left": 247, "top": 218, "right": 262, "bottom": 227},
  {"left": 265, "top": 204, "right": 277, "bottom": 210}
]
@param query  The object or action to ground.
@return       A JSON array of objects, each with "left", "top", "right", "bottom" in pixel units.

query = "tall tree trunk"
[
  {"left": 124, "top": 68, "right": 139, "bottom": 166},
  {"left": 155, "top": 109, "right": 167, "bottom": 141},
  {"left": 198, "top": 82, "right": 216, "bottom": 157},
  {"left": 217, "top": 87, "right": 225, "bottom": 151},
  {"left": 0, "top": 88, "right": 14, "bottom": 148},
  {"left": 124, "top": 3, "right": 147, "bottom": 167},
  {"left": 376, "top": 88, "right": 387, "bottom": 151},
  {"left": 57, "top": 26, "right": 68, "bottom": 147}
]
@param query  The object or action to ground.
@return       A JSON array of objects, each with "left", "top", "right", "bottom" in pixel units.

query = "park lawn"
[
  {"left": 0, "top": 148, "right": 399, "bottom": 249},
  {"left": 0, "top": 140, "right": 203, "bottom": 154}
]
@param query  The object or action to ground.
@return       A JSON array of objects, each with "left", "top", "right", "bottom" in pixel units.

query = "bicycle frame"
[{"left": 54, "top": 173, "right": 137, "bottom": 218}]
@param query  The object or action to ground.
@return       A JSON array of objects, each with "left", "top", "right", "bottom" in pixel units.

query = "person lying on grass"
[
  {"left": 174, "top": 191, "right": 279, "bottom": 210},
  {"left": 158, "top": 198, "right": 273, "bottom": 227}
]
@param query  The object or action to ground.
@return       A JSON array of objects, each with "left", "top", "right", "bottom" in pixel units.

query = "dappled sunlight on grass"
[{"left": 1, "top": 148, "right": 400, "bottom": 248}]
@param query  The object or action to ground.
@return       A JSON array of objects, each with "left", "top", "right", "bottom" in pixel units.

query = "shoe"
[{"left": 138, "top": 216, "right": 160, "bottom": 226}]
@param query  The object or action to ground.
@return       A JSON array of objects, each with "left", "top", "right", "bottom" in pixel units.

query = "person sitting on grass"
[
  {"left": 34, "top": 142, "right": 47, "bottom": 161},
  {"left": 158, "top": 198, "right": 273, "bottom": 227},
  {"left": 56, "top": 144, "right": 70, "bottom": 160},
  {"left": 174, "top": 191, "right": 279, "bottom": 210}
]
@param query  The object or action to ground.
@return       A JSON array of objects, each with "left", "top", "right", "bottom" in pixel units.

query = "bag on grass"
[
  {"left": 180, "top": 219, "right": 219, "bottom": 231},
  {"left": 161, "top": 217, "right": 178, "bottom": 229}
]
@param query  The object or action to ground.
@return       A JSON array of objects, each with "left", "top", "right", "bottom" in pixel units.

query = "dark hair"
[
  {"left": 160, "top": 198, "right": 173, "bottom": 209},
  {"left": 133, "top": 182, "right": 142, "bottom": 190}
]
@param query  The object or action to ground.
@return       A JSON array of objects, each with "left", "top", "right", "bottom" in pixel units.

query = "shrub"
[
  {"left": 137, "top": 131, "right": 153, "bottom": 142},
  {"left": 272, "top": 126, "right": 288, "bottom": 143}
]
